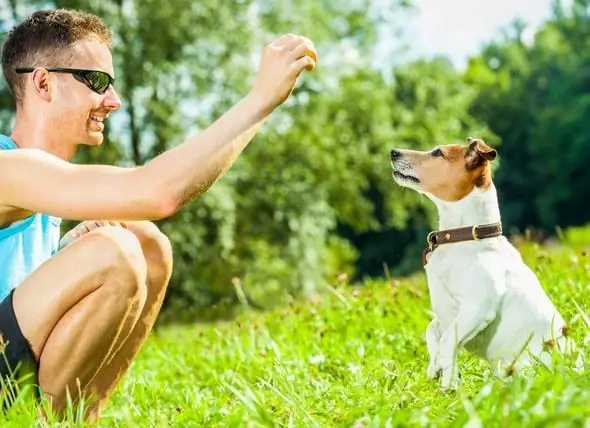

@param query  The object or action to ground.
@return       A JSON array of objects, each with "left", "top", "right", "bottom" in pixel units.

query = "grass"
[{"left": 1, "top": 229, "right": 590, "bottom": 427}]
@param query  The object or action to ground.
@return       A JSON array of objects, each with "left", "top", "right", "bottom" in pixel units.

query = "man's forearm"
[
  {"left": 134, "top": 33, "right": 318, "bottom": 217},
  {"left": 140, "top": 91, "right": 273, "bottom": 214}
]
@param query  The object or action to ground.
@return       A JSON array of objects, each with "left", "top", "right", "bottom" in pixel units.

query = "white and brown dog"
[{"left": 390, "top": 137, "right": 575, "bottom": 389}]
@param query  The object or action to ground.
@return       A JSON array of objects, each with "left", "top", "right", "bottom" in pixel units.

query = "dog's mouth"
[{"left": 392, "top": 170, "right": 421, "bottom": 184}]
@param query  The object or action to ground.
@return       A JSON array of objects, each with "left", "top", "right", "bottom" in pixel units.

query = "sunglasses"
[{"left": 15, "top": 67, "right": 115, "bottom": 94}]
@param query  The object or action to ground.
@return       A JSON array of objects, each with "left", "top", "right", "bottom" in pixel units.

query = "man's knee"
[
  {"left": 126, "top": 221, "right": 173, "bottom": 283},
  {"left": 83, "top": 227, "right": 148, "bottom": 299}
]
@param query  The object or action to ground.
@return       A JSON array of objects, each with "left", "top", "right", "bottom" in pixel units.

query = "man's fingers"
[
  {"left": 85, "top": 221, "right": 99, "bottom": 231},
  {"left": 91, "top": 220, "right": 127, "bottom": 228},
  {"left": 288, "top": 36, "right": 316, "bottom": 55},
  {"left": 281, "top": 35, "right": 305, "bottom": 53},
  {"left": 77, "top": 220, "right": 127, "bottom": 235},
  {"left": 271, "top": 34, "right": 317, "bottom": 63},
  {"left": 281, "top": 36, "right": 317, "bottom": 62},
  {"left": 59, "top": 220, "right": 127, "bottom": 251},
  {"left": 273, "top": 33, "right": 298, "bottom": 48},
  {"left": 289, "top": 42, "right": 318, "bottom": 64},
  {"left": 292, "top": 55, "right": 316, "bottom": 73}
]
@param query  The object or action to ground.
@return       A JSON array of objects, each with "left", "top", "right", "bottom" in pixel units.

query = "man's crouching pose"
[{"left": 0, "top": 8, "right": 317, "bottom": 421}]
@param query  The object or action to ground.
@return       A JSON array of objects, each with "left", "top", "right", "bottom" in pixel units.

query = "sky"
[{"left": 400, "top": 0, "right": 559, "bottom": 68}]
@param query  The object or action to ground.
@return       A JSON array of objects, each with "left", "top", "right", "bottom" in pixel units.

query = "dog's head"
[{"left": 390, "top": 137, "right": 497, "bottom": 201}]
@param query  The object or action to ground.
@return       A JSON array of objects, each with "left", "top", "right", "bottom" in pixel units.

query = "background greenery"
[{"left": 1, "top": 0, "right": 589, "bottom": 321}]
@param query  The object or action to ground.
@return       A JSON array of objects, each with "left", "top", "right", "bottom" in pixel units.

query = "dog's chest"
[
  {"left": 425, "top": 270, "right": 458, "bottom": 326},
  {"left": 424, "top": 246, "right": 483, "bottom": 324}
]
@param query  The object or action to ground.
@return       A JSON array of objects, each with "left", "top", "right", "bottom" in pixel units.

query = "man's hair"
[{"left": 1, "top": 8, "right": 112, "bottom": 106}]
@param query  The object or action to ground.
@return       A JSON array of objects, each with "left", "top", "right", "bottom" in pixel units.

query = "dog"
[{"left": 390, "top": 137, "right": 575, "bottom": 389}]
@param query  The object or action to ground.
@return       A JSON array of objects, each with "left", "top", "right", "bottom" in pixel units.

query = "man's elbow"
[
  {"left": 151, "top": 181, "right": 212, "bottom": 219},
  {"left": 136, "top": 187, "right": 182, "bottom": 220},
  {"left": 147, "top": 194, "right": 182, "bottom": 220},
  {"left": 138, "top": 175, "right": 208, "bottom": 220}
]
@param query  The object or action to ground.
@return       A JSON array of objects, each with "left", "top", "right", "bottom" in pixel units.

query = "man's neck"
[
  {"left": 10, "top": 114, "right": 75, "bottom": 160},
  {"left": 430, "top": 184, "right": 502, "bottom": 230}
]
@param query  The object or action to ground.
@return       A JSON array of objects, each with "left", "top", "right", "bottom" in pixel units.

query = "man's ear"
[
  {"left": 31, "top": 68, "right": 52, "bottom": 102},
  {"left": 465, "top": 137, "right": 497, "bottom": 169}
]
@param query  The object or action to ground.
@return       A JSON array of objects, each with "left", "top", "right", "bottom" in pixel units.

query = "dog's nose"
[{"left": 391, "top": 149, "right": 401, "bottom": 159}]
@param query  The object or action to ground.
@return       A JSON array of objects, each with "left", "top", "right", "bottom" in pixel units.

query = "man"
[{"left": 0, "top": 7, "right": 317, "bottom": 421}]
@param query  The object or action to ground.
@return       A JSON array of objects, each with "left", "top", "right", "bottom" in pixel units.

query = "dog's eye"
[{"left": 432, "top": 148, "right": 444, "bottom": 157}]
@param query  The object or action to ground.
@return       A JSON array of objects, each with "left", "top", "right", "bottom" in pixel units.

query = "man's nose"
[
  {"left": 391, "top": 149, "right": 402, "bottom": 159},
  {"left": 103, "top": 85, "right": 122, "bottom": 111}
]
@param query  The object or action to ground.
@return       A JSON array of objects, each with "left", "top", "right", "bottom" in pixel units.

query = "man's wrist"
[{"left": 243, "top": 89, "right": 277, "bottom": 120}]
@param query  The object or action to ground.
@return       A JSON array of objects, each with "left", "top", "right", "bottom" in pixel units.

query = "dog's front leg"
[
  {"left": 425, "top": 318, "right": 442, "bottom": 379},
  {"left": 438, "top": 302, "right": 497, "bottom": 389}
]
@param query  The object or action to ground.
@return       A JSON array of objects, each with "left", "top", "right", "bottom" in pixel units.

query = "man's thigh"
[{"left": 12, "top": 226, "right": 145, "bottom": 359}]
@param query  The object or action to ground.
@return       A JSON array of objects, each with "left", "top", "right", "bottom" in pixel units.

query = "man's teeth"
[{"left": 91, "top": 116, "right": 104, "bottom": 122}]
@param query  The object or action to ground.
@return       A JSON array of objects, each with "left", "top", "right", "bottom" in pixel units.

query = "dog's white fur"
[{"left": 391, "top": 138, "right": 575, "bottom": 389}]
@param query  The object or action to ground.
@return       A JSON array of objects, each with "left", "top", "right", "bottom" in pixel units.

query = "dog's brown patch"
[{"left": 397, "top": 138, "right": 497, "bottom": 201}]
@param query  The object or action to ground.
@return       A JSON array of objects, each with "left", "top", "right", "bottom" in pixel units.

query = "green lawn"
[{"left": 2, "top": 228, "right": 590, "bottom": 427}]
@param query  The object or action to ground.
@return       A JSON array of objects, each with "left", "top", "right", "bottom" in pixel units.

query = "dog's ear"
[{"left": 465, "top": 137, "right": 497, "bottom": 169}]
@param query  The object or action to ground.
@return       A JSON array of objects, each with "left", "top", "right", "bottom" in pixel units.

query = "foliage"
[
  {"left": 465, "top": 0, "right": 590, "bottom": 234},
  {"left": 1, "top": 0, "right": 590, "bottom": 316},
  {"left": 0, "top": 0, "right": 418, "bottom": 313}
]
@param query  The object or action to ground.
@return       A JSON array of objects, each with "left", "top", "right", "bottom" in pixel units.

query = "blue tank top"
[{"left": 0, "top": 135, "right": 62, "bottom": 301}]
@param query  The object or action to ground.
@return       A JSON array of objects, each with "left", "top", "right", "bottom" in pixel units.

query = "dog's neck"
[{"left": 429, "top": 183, "right": 501, "bottom": 230}]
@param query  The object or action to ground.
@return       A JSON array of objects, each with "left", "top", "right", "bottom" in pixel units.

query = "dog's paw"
[
  {"left": 440, "top": 368, "right": 461, "bottom": 390},
  {"left": 427, "top": 360, "right": 442, "bottom": 380}
]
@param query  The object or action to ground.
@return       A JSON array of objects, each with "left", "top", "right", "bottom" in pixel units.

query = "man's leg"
[
  {"left": 11, "top": 226, "right": 149, "bottom": 417},
  {"left": 81, "top": 221, "right": 173, "bottom": 418}
]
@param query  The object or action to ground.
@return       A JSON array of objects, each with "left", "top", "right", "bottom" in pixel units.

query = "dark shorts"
[{"left": 0, "top": 289, "right": 39, "bottom": 408}]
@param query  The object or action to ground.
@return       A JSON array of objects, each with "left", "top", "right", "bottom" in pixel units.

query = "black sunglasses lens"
[{"left": 82, "top": 71, "right": 111, "bottom": 93}]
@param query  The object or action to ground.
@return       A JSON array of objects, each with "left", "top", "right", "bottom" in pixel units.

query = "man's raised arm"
[{"left": 0, "top": 34, "right": 317, "bottom": 221}]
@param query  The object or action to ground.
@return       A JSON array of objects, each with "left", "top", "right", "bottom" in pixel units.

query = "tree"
[
  {"left": 0, "top": 1, "right": 512, "bottom": 320},
  {"left": 1, "top": 0, "right": 417, "bottom": 318},
  {"left": 465, "top": 0, "right": 590, "bottom": 234}
]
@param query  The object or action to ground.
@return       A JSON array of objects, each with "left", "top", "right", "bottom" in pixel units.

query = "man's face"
[{"left": 47, "top": 38, "right": 122, "bottom": 149}]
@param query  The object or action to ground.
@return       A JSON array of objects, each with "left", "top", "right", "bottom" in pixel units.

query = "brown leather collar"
[{"left": 422, "top": 221, "right": 503, "bottom": 267}]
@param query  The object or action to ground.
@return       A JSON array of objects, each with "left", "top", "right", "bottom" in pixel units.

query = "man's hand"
[
  {"left": 251, "top": 33, "right": 318, "bottom": 113},
  {"left": 59, "top": 220, "right": 128, "bottom": 250}
]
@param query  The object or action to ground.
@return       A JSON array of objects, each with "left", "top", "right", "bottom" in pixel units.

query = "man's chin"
[{"left": 83, "top": 132, "right": 105, "bottom": 146}]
